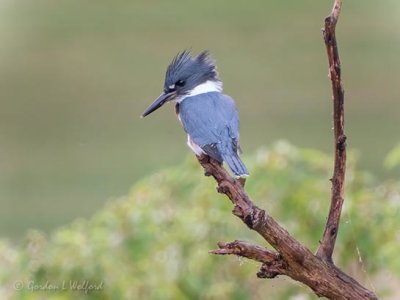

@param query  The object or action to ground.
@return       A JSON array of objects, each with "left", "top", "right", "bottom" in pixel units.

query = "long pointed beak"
[{"left": 141, "top": 92, "right": 175, "bottom": 118}]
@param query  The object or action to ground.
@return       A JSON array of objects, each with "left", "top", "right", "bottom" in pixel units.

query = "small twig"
[
  {"left": 210, "top": 240, "right": 280, "bottom": 264},
  {"left": 210, "top": 240, "right": 280, "bottom": 263},
  {"left": 210, "top": 240, "right": 285, "bottom": 279},
  {"left": 316, "top": 0, "right": 347, "bottom": 263}
]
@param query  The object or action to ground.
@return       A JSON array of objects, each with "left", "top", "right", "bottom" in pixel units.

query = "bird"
[{"left": 141, "top": 50, "right": 249, "bottom": 178}]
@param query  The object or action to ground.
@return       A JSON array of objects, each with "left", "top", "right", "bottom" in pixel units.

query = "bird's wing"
[{"left": 179, "top": 92, "right": 240, "bottom": 161}]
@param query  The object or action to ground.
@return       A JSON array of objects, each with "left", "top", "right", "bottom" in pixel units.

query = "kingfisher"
[{"left": 141, "top": 50, "right": 249, "bottom": 177}]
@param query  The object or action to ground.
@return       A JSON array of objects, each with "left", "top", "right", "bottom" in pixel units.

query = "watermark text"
[{"left": 14, "top": 279, "right": 104, "bottom": 294}]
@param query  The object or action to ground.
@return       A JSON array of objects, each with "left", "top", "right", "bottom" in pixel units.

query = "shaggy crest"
[{"left": 164, "top": 50, "right": 219, "bottom": 92}]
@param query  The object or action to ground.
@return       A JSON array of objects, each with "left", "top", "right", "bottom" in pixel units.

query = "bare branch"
[
  {"left": 316, "top": 0, "right": 347, "bottom": 263},
  {"left": 195, "top": 0, "right": 378, "bottom": 298},
  {"left": 198, "top": 155, "right": 377, "bottom": 299}
]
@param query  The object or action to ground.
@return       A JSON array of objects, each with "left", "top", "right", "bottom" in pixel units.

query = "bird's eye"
[{"left": 175, "top": 80, "right": 185, "bottom": 87}]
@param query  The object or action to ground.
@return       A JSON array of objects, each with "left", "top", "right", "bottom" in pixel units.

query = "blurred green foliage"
[
  {"left": 1, "top": 142, "right": 399, "bottom": 299},
  {"left": 384, "top": 144, "right": 400, "bottom": 170}
]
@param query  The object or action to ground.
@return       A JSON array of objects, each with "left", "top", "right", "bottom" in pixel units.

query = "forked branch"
[
  {"left": 198, "top": 155, "right": 376, "bottom": 299},
  {"left": 197, "top": 0, "right": 378, "bottom": 299}
]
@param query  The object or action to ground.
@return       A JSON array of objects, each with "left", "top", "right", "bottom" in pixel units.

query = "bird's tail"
[{"left": 222, "top": 152, "right": 249, "bottom": 178}]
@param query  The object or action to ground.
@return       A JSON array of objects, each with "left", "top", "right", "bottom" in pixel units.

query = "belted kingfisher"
[{"left": 142, "top": 50, "right": 249, "bottom": 177}]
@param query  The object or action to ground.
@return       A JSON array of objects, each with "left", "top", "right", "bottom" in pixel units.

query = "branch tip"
[{"left": 316, "top": 0, "right": 346, "bottom": 263}]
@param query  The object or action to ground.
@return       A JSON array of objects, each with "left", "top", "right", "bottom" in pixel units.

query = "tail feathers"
[{"left": 222, "top": 152, "right": 249, "bottom": 178}]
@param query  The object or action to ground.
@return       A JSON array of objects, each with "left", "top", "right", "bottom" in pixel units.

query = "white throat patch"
[{"left": 176, "top": 80, "right": 222, "bottom": 103}]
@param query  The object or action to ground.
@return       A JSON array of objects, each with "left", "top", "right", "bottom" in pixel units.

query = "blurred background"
[
  {"left": 1, "top": 0, "right": 400, "bottom": 299},
  {"left": 1, "top": 0, "right": 399, "bottom": 239}
]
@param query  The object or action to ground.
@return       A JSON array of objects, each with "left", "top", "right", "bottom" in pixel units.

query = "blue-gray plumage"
[
  {"left": 178, "top": 92, "right": 248, "bottom": 176},
  {"left": 142, "top": 50, "right": 249, "bottom": 177}
]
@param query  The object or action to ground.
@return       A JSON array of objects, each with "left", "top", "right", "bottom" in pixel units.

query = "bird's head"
[{"left": 141, "top": 50, "right": 221, "bottom": 117}]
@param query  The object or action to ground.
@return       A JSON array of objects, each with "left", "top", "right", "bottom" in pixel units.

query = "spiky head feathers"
[{"left": 164, "top": 50, "right": 219, "bottom": 94}]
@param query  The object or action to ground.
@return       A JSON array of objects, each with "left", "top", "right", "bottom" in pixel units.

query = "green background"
[
  {"left": 0, "top": 1, "right": 399, "bottom": 239},
  {"left": 1, "top": 0, "right": 400, "bottom": 298}
]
